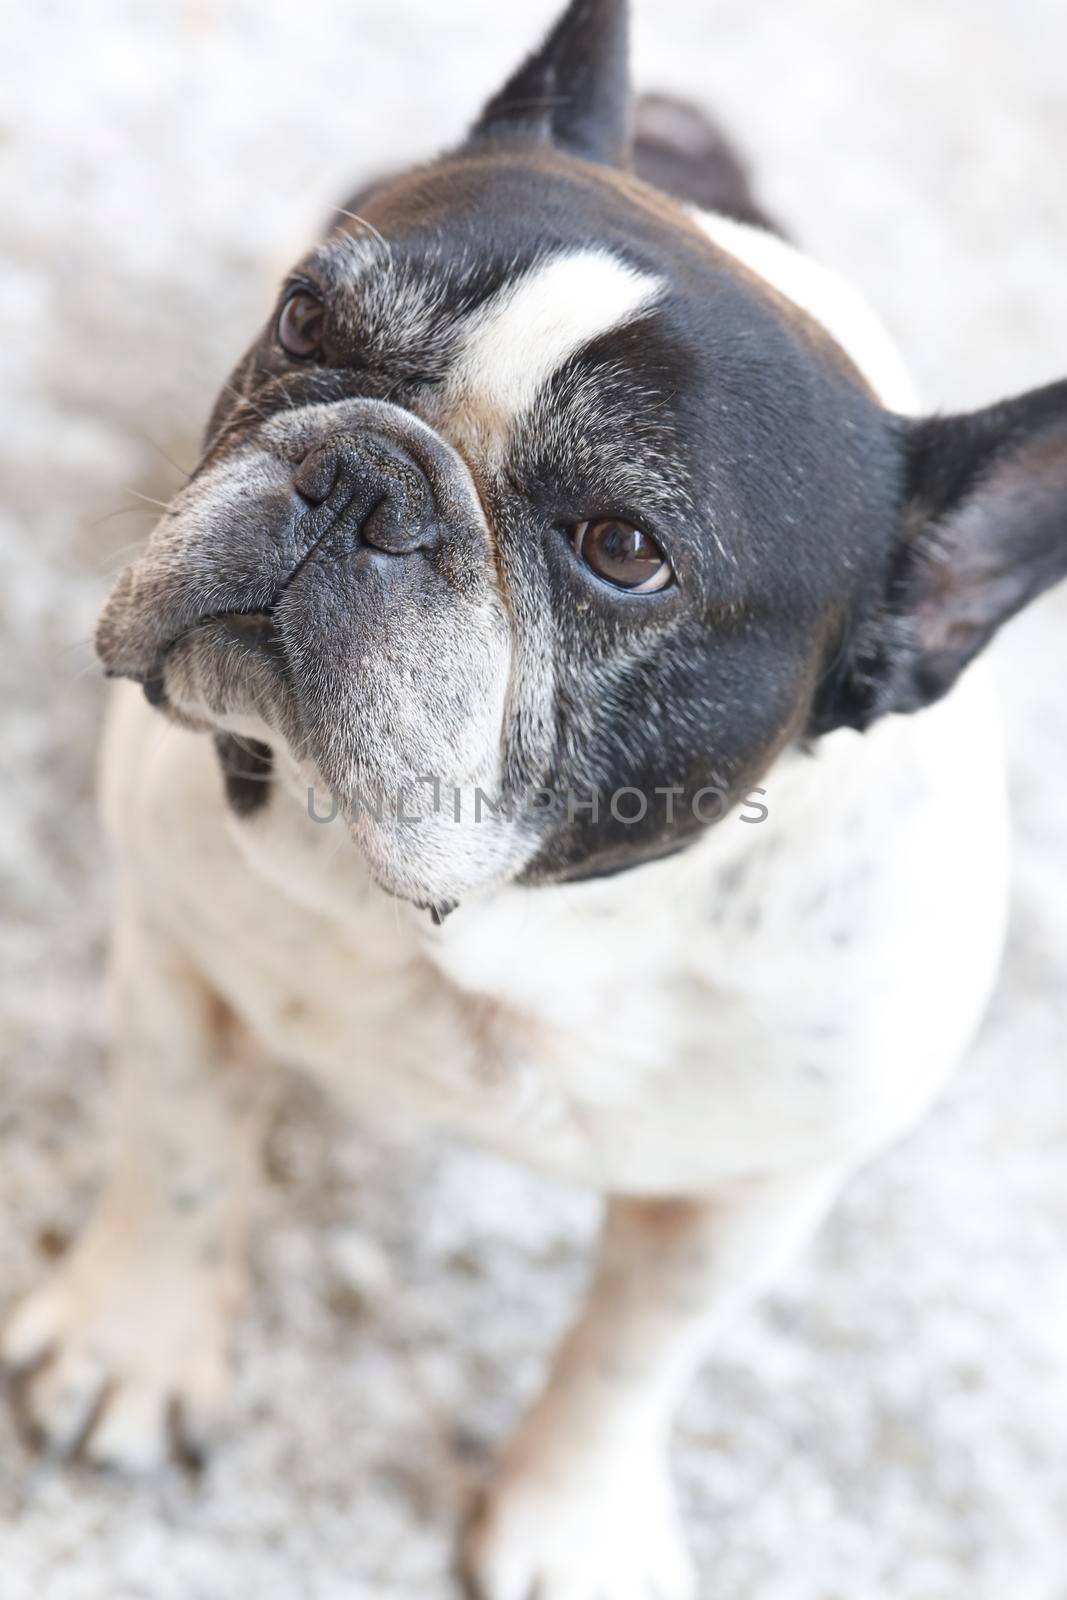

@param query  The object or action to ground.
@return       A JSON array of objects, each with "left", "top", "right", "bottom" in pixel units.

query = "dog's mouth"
[
  {"left": 139, "top": 502, "right": 347, "bottom": 708},
  {"left": 142, "top": 607, "right": 285, "bottom": 707},
  {"left": 214, "top": 609, "right": 279, "bottom": 648}
]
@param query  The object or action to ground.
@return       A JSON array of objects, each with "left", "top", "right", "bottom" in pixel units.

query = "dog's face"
[{"left": 97, "top": 0, "right": 1067, "bottom": 913}]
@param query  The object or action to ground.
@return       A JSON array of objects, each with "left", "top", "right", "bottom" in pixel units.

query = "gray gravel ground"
[{"left": 1, "top": 2, "right": 1066, "bottom": 1597}]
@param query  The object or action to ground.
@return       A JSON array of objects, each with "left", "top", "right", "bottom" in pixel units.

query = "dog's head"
[{"left": 97, "top": 0, "right": 1067, "bottom": 913}]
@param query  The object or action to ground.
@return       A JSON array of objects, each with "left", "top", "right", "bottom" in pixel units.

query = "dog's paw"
[
  {"left": 1, "top": 1225, "right": 237, "bottom": 1471},
  {"left": 460, "top": 1455, "right": 696, "bottom": 1600}
]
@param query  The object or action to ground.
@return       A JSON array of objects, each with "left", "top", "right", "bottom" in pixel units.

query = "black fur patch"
[
  {"left": 468, "top": 0, "right": 630, "bottom": 166},
  {"left": 813, "top": 378, "right": 1067, "bottom": 730},
  {"left": 214, "top": 734, "right": 273, "bottom": 816}
]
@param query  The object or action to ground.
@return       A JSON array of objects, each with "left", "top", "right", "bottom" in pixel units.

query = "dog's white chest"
[{"left": 102, "top": 669, "right": 1009, "bottom": 1192}]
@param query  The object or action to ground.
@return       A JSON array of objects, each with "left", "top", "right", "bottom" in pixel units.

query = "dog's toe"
[
  {"left": 82, "top": 1378, "right": 175, "bottom": 1473},
  {"left": 1, "top": 1279, "right": 70, "bottom": 1372},
  {"left": 2, "top": 1245, "right": 235, "bottom": 1472},
  {"left": 14, "top": 1342, "right": 110, "bottom": 1457},
  {"left": 461, "top": 1456, "right": 696, "bottom": 1600}
]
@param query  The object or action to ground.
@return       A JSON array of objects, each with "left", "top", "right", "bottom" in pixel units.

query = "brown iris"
[
  {"left": 277, "top": 290, "right": 325, "bottom": 358},
  {"left": 571, "top": 518, "right": 673, "bottom": 593}
]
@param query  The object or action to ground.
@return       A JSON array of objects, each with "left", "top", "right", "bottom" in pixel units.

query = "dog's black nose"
[{"left": 292, "top": 433, "right": 443, "bottom": 557}]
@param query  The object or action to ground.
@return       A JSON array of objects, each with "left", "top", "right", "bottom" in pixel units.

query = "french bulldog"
[{"left": 6, "top": 2, "right": 1067, "bottom": 1595}]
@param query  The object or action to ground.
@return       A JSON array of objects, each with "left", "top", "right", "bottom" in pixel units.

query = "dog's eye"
[
  {"left": 571, "top": 519, "right": 673, "bottom": 593},
  {"left": 277, "top": 290, "right": 325, "bottom": 358}
]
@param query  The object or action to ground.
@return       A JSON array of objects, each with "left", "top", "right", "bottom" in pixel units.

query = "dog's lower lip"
[
  {"left": 139, "top": 610, "right": 283, "bottom": 707},
  {"left": 211, "top": 607, "right": 289, "bottom": 669},
  {"left": 215, "top": 610, "right": 275, "bottom": 638},
  {"left": 206, "top": 609, "right": 280, "bottom": 650},
  {"left": 217, "top": 611, "right": 273, "bottom": 628}
]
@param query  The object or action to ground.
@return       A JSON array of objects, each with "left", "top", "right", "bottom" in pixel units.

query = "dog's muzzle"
[{"left": 94, "top": 399, "right": 484, "bottom": 698}]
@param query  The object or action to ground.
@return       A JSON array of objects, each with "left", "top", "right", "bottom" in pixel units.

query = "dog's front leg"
[
  {"left": 2, "top": 908, "right": 273, "bottom": 1470},
  {"left": 463, "top": 1165, "right": 849, "bottom": 1600}
]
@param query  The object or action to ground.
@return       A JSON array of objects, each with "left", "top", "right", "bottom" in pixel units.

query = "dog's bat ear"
[
  {"left": 465, "top": 0, "right": 631, "bottom": 167},
  {"left": 814, "top": 378, "right": 1067, "bottom": 731}
]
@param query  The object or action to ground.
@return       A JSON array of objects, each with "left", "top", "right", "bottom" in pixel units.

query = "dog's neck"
[{"left": 223, "top": 678, "right": 967, "bottom": 998}]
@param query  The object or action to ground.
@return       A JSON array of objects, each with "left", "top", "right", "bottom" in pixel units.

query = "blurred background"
[{"left": 2, "top": 2, "right": 1066, "bottom": 1596}]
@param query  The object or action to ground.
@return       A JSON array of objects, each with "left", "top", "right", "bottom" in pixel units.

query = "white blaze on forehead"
[{"left": 447, "top": 250, "right": 662, "bottom": 452}]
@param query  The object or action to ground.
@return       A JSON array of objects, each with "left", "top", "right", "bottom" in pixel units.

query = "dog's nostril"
[
  {"left": 290, "top": 432, "right": 442, "bottom": 557},
  {"left": 361, "top": 496, "right": 440, "bottom": 556},
  {"left": 293, "top": 447, "right": 341, "bottom": 506}
]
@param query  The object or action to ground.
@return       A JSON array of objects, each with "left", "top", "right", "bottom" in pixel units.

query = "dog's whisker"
[
  {"left": 130, "top": 426, "right": 193, "bottom": 482},
  {"left": 333, "top": 206, "right": 390, "bottom": 251},
  {"left": 219, "top": 381, "right": 269, "bottom": 423},
  {"left": 125, "top": 487, "right": 177, "bottom": 513},
  {"left": 87, "top": 505, "right": 157, "bottom": 532},
  {"left": 88, "top": 537, "right": 156, "bottom": 572}
]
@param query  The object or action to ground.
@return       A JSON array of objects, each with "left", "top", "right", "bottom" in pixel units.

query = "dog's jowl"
[{"left": 7, "top": 2, "right": 1067, "bottom": 1596}]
